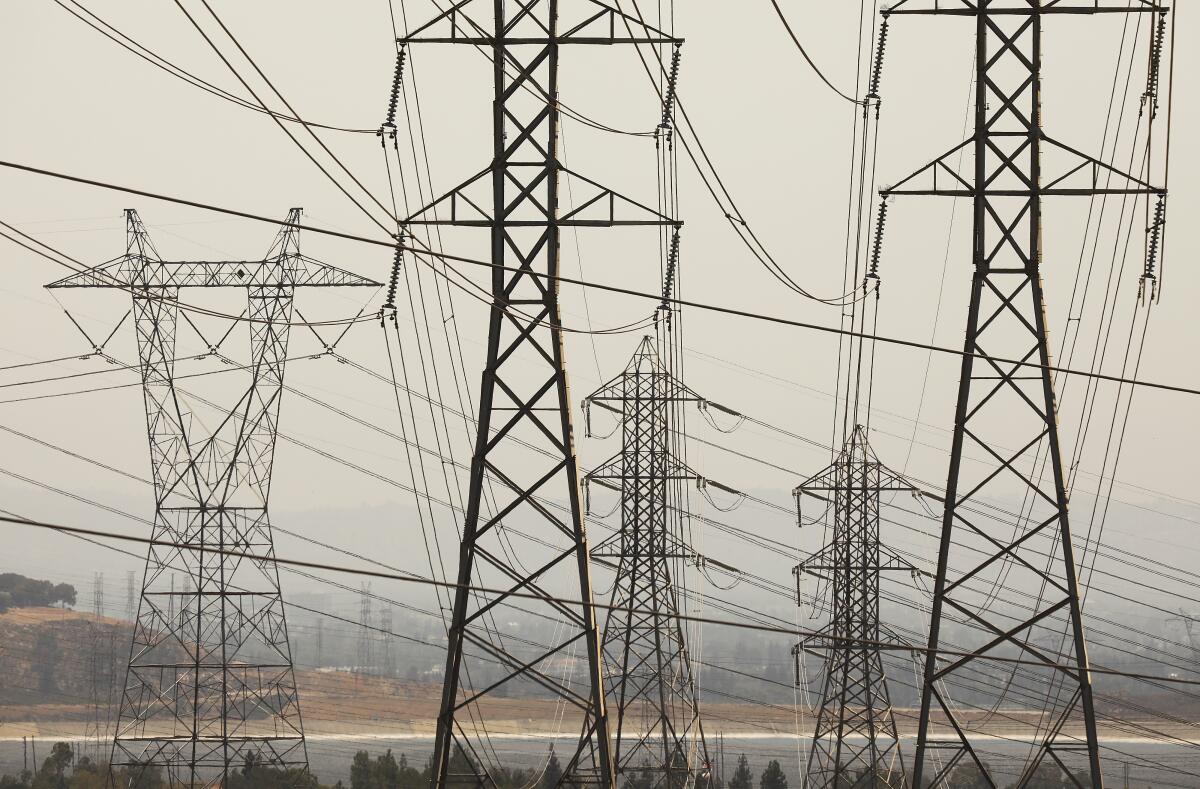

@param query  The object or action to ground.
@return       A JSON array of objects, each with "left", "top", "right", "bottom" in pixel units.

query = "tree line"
[
  {"left": 0, "top": 574, "right": 76, "bottom": 613},
  {"left": 0, "top": 743, "right": 1137, "bottom": 789}
]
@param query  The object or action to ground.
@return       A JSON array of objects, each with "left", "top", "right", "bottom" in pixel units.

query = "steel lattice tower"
[
  {"left": 48, "top": 209, "right": 378, "bottom": 788},
  {"left": 794, "top": 426, "right": 913, "bottom": 789},
  {"left": 358, "top": 582, "right": 374, "bottom": 677},
  {"left": 399, "top": 3, "right": 680, "bottom": 787},
  {"left": 881, "top": 2, "right": 1166, "bottom": 786},
  {"left": 585, "top": 336, "right": 709, "bottom": 789}
]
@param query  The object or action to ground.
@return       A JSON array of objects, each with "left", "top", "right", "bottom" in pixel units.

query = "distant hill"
[{"left": 0, "top": 606, "right": 127, "bottom": 709}]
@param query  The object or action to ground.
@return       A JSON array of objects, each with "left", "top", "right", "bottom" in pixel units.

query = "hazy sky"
[{"left": 0, "top": 0, "right": 1197, "bottom": 634}]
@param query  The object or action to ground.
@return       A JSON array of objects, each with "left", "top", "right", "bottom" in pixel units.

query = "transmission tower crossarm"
[
  {"left": 401, "top": 165, "right": 681, "bottom": 228},
  {"left": 47, "top": 256, "right": 379, "bottom": 289},
  {"left": 398, "top": 0, "right": 681, "bottom": 45},
  {"left": 586, "top": 336, "right": 701, "bottom": 404},
  {"left": 883, "top": 0, "right": 1165, "bottom": 15},
  {"left": 798, "top": 548, "right": 918, "bottom": 576},
  {"left": 882, "top": 135, "right": 1163, "bottom": 198}
]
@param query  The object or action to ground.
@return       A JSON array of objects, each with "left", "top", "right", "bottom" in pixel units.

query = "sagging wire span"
[
  {"left": 378, "top": 46, "right": 407, "bottom": 140},
  {"left": 582, "top": 400, "right": 620, "bottom": 441},
  {"left": 698, "top": 559, "right": 742, "bottom": 592},
  {"left": 794, "top": 490, "right": 834, "bottom": 530},
  {"left": 1139, "top": 194, "right": 1166, "bottom": 302},
  {"left": 1141, "top": 11, "right": 1167, "bottom": 119},
  {"left": 697, "top": 478, "right": 746, "bottom": 513},
  {"left": 697, "top": 400, "right": 746, "bottom": 434},
  {"left": 581, "top": 479, "right": 622, "bottom": 519},
  {"left": 791, "top": 565, "right": 823, "bottom": 621}
]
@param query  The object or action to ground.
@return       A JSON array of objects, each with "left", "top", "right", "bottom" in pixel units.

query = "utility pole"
[
  {"left": 794, "top": 426, "right": 914, "bottom": 788},
  {"left": 585, "top": 336, "right": 712, "bottom": 788},
  {"left": 398, "top": 3, "right": 681, "bottom": 787},
  {"left": 881, "top": 2, "right": 1168, "bottom": 786},
  {"left": 48, "top": 209, "right": 378, "bottom": 788}
]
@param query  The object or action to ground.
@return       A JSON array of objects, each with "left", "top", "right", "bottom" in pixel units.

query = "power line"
[
  {"left": 9, "top": 338, "right": 1200, "bottom": 669},
  {"left": 10, "top": 416, "right": 1200, "bottom": 767},
  {"left": 9, "top": 339, "right": 1200, "bottom": 665},
  {"left": 764, "top": 0, "right": 861, "bottom": 104},
  {"left": 53, "top": 0, "right": 377, "bottom": 134},
  {"left": 5, "top": 512, "right": 1200, "bottom": 691},
  {"left": 0, "top": 159, "right": 1196, "bottom": 399}
]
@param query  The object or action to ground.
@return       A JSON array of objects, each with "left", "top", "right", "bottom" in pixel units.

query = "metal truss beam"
[
  {"left": 47, "top": 210, "right": 377, "bottom": 789},
  {"left": 883, "top": 3, "right": 1166, "bottom": 787},
  {"left": 401, "top": 4, "right": 678, "bottom": 788}
]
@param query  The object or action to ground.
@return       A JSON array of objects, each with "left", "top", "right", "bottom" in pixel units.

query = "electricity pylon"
[
  {"left": 585, "top": 336, "right": 710, "bottom": 789},
  {"left": 794, "top": 425, "right": 913, "bottom": 789},
  {"left": 381, "top": 606, "right": 396, "bottom": 678},
  {"left": 881, "top": 2, "right": 1167, "bottom": 786},
  {"left": 399, "top": 3, "right": 680, "bottom": 787},
  {"left": 358, "top": 582, "right": 374, "bottom": 677},
  {"left": 48, "top": 209, "right": 378, "bottom": 788},
  {"left": 126, "top": 570, "right": 136, "bottom": 621},
  {"left": 1167, "top": 611, "right": 1200, "bottom": 664},
  {"left": 87, "top": 572, "right": 109, "bottom": 763}
]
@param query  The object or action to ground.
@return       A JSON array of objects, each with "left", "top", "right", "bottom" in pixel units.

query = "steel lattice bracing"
[
  {"left": 883, "top": 2, "right": 1166, "bottom": 787},
  {"left": 794, "top": 426, "right": 913, "bottom": 789},
  {"left": 400, "top": 3, "right": 679, "bottom": 788},
  {"left": 585, "top": 337, "right": 709, "bottom": 789},
  {"left": 48, "top": 209, "right": 378, "bottom": 788}
]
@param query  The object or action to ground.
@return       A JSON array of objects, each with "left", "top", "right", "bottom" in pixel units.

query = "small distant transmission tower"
[
  {"left": 794, "top": 426, "right": 914, "bottom": 788},
  {"left": 881, "top": 2, "right": 1168, "bottom": 786},
  {"left": 48, "top": 208, "right": 378, "bottom": 787},
  {"left": 87, "top": 572, "right": 108, "bottom": 761},
  {"left": 585, "top": 337, "right": 711, "bottom": 788},
  {"left": 316, "top": 619, "right": 324, "bottom": 668},
  {"left": 93, "top": 572, "right": 105, "bottom": 618},
  {"left": 179, "top": 576, "right": 192, "bottom": 633},
  {"left": 399, "top": 3, "right": 681, "bottom": 787},
  {"left": 380, "top": 606, "right": 395, "bottom": 678},
  {"left": 358, "top": 583, "right": 373, "bottom": 676},
  {"left": 1168, "top": 610, "right": 1200, "bottom": 663},
  {"left": 125, "top": 571, "right": 135, "bottom": 621}
]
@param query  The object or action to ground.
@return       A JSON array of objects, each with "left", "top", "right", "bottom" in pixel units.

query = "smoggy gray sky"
[{"left": 0, "top": 1, "right": 1197, "bottom": 633}]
